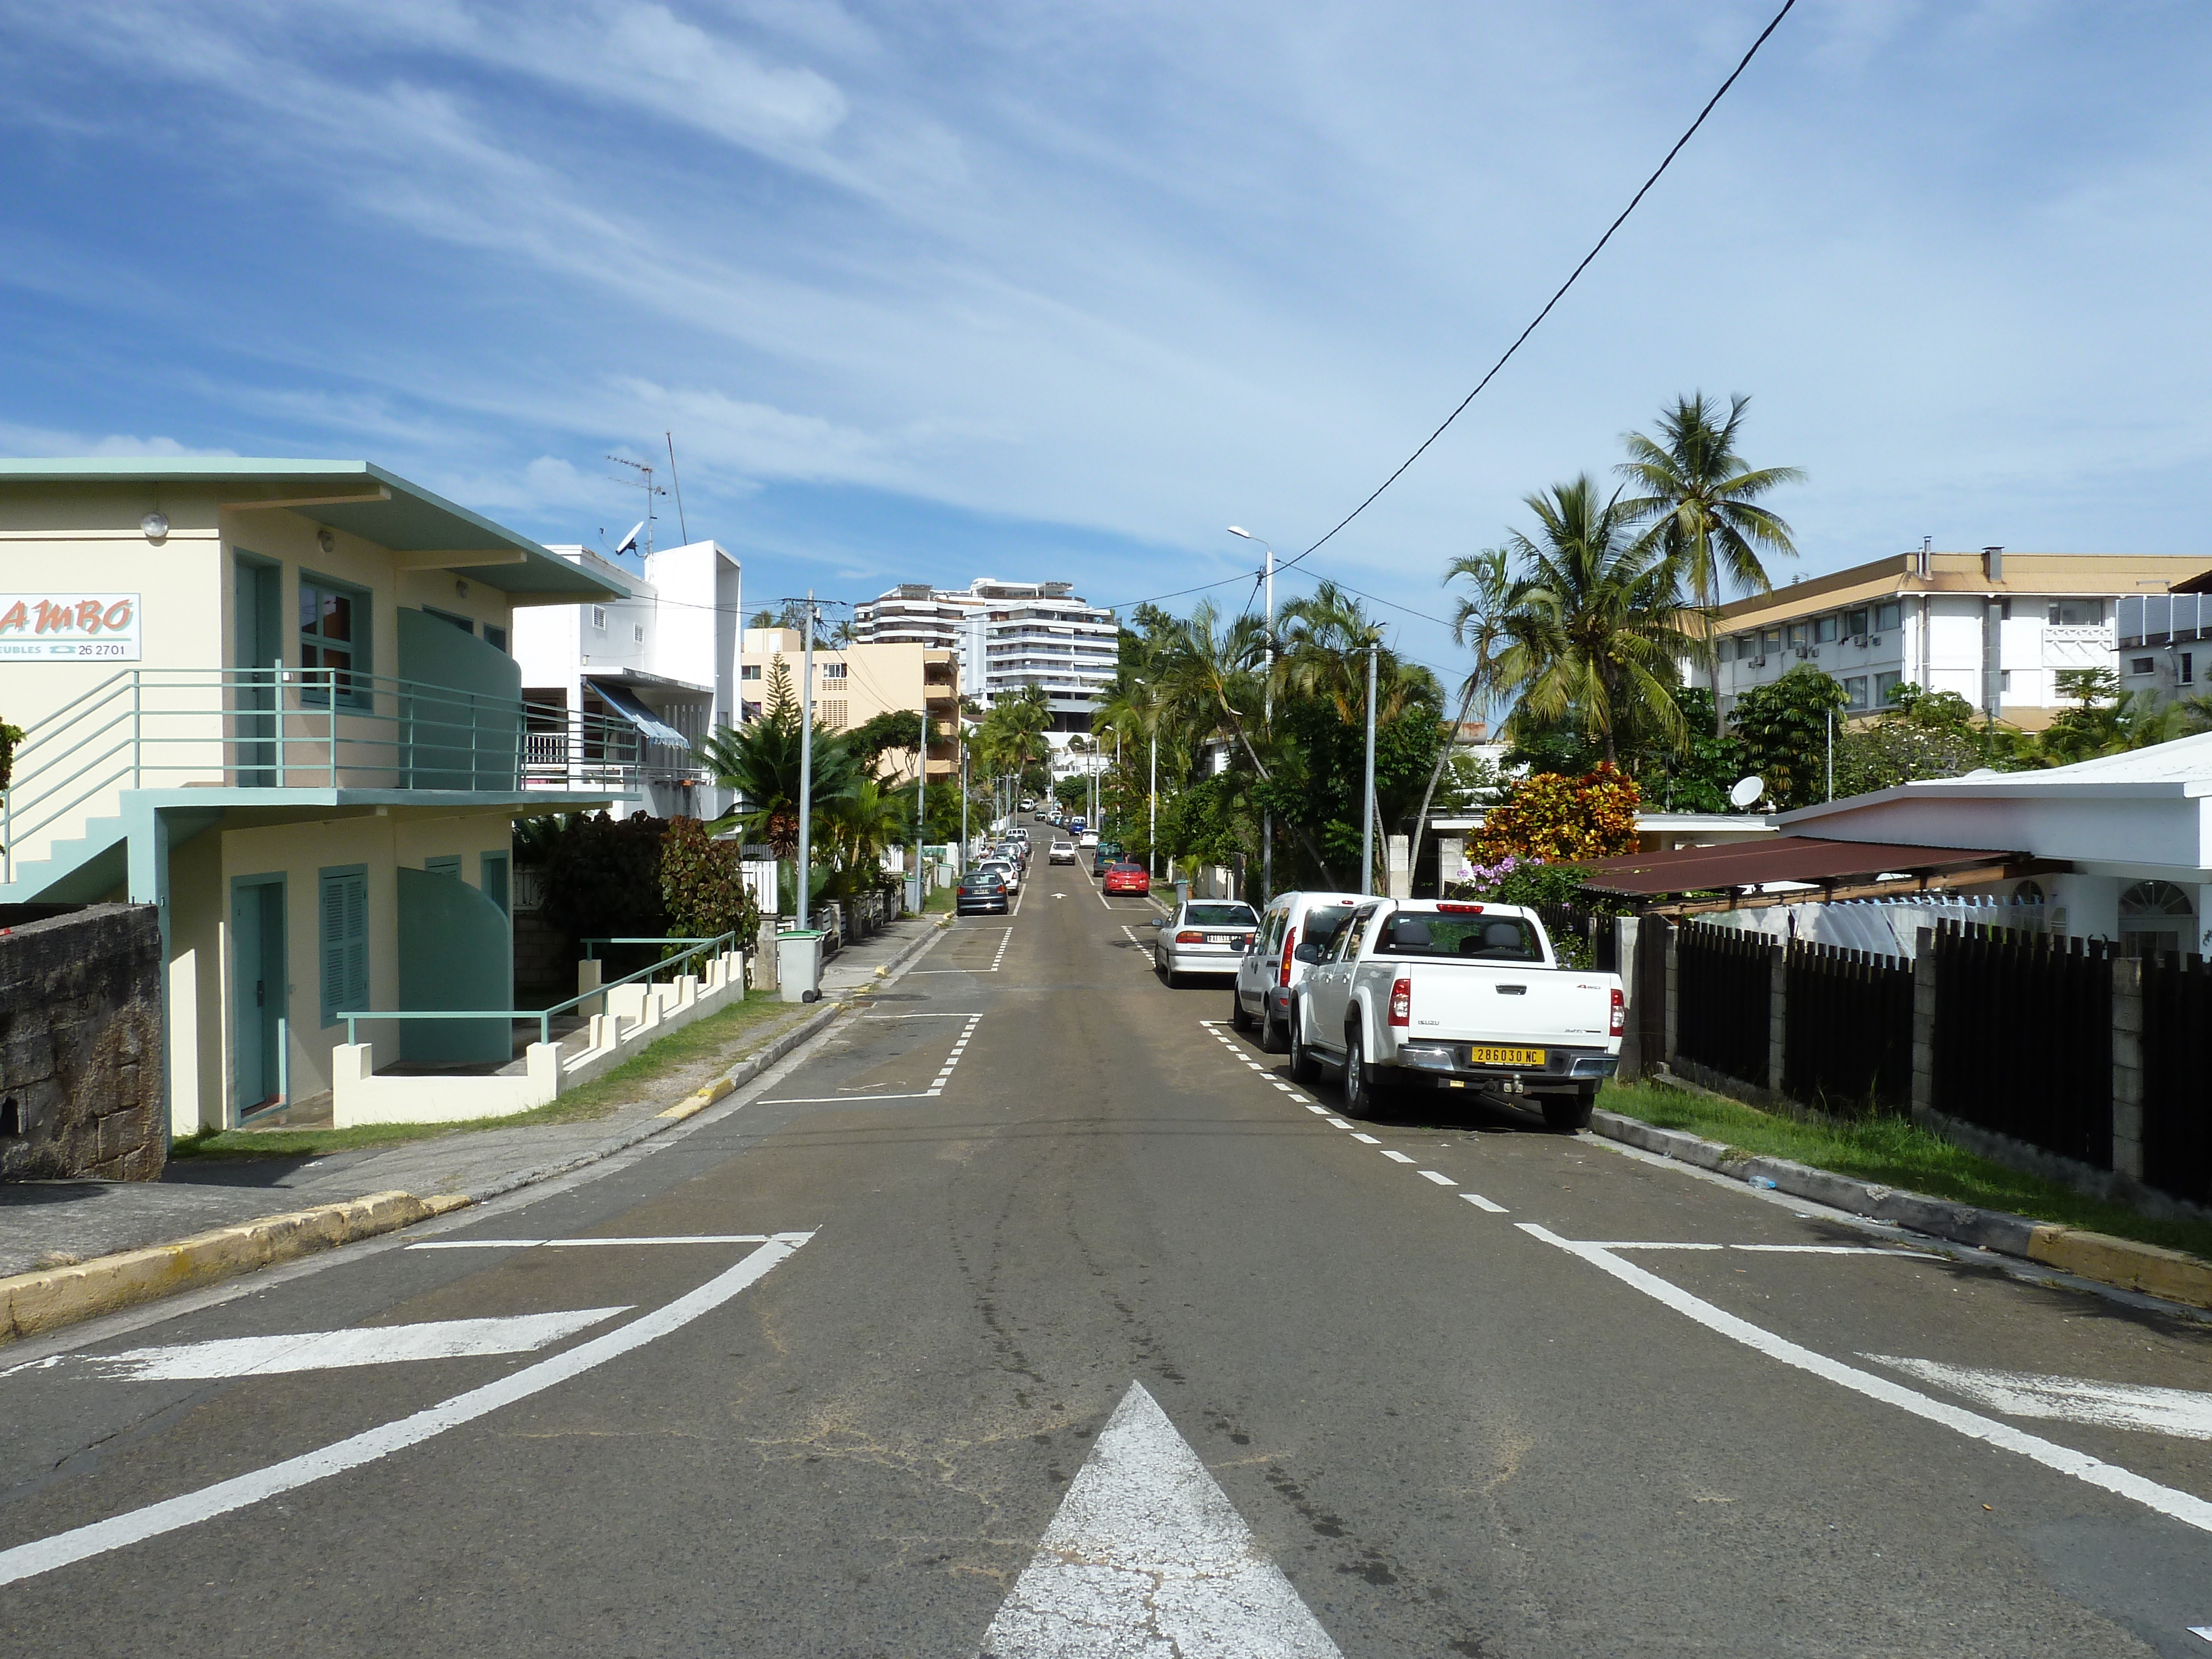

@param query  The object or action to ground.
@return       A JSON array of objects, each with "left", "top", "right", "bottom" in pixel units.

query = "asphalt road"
[{"left": 4, "top": 853, "right": 2210, "bottom": 1657}]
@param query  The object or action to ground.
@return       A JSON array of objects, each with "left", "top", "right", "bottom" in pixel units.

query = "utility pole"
[
  {"left": 796, "top": 591, "right": 816, "bottom": 930},
  {"left": 914, "top": 709, "right": 927, "bottom": 913},
  {"left": 1360, "top": 643, "right": 1378, "bottom": 897},
  {"left": 1825, "top": 707, "right": 1835, "bottom": 803},
  {"left": 959, "top": 737, "right": 969, "bottom": 871},
  {"left": 1149, "top": 729, "right": 1158, "bottom": 880},
  {"left": 1230, "top": 526, "right": 1276, "bottom": 906}
]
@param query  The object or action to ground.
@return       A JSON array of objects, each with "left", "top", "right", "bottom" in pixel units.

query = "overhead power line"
[{"left": 1286, "top": 0, "right": 1798, "bottom": 571}]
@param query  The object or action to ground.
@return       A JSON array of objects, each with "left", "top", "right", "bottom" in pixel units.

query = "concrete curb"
[
  {"left": 0, "top": 919, "right": 948, "bottom": 1347},
  {"left": 1590, "top": 1108, "right": 2212, "bottom": 1310},
  {"left": 0, "top": 1190, "right": 473, "bottom": 1344}
]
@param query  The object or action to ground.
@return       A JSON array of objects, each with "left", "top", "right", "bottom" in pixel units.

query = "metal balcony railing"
[{"left": 1, "top": 665, "right": 665, "bottom": 883}]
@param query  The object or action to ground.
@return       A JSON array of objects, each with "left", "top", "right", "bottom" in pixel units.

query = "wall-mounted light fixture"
[
  {"left": 140, "top": 512, "right": 169, "bottom": 541},
  {"left": 316, "top": 528, "right": 337, "bottom": 555},
  {"left": 455, "top": 579, "right": 469, "bottom": 598}
]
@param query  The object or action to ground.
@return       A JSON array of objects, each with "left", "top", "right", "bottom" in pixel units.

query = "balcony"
[{"left": 2, "top": 666, "right": 649, "bottom": 890}]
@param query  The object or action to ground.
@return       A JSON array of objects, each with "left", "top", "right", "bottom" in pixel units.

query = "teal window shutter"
[{"left": 320, "top": 866, "right": 369, "bottom": 1025}]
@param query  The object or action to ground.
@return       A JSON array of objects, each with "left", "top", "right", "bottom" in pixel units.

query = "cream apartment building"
[
  {"left": 1713, "top": 548, "right": 2209, "bottom": 728},
  {"left": 0, "top": 460, "right": 633, "bottom": 1136},
  {"left": 739, "top": 627, "right": 958, "bottom": 780}
]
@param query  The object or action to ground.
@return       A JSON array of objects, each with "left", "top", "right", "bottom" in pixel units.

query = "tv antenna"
[{"left": 606, "top": 455, "right": 666, "bottom": 560}]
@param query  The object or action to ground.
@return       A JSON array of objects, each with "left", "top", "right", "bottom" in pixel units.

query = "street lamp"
[
  {"left": 1134, "top": 677, "right": 1157, "bottom": 881},
  {"left": 1227, "top": 526, "right": 1275, "bottom": 905}
]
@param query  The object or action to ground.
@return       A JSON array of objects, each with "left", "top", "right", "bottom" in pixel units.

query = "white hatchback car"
[
  {"left": 977, "top": 857, "right": 1020, "bottom": 894},
  {"left": 1228, "top": 890, "right": 1363, "bottom": 1052},
  {"left": 1151, "top": 899, "right": 1260, "bottom": 987},
  {"left": 1048, "top": 841, "right": 1078, "bottom": 864}
]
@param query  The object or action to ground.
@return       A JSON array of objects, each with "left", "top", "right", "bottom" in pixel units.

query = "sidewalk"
[{"left": 0, "top": 914, "right": 946, "bottom": 1284}]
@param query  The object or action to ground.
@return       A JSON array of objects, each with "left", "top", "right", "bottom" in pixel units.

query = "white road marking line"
[
  {"left": 0, "top": 1235, "right": 813, "bottom": 1588},
  {"left": 1865, "top": 1357, "right": 2212, "bottom": 1441},
  {"left": 1244, "top": 1062, "right": 1265, "bottom": 1071},
  {"left": 1462, "top": 1194, "right": 1507, "bottom": 1213},
  {"left": 1349, "top": 1133, "right": 1380, "bottom": 1145},
  {"left": 2189, "top": 1626, "right": 2212, "bottom": 1642},
  {"left": 80, "top": 1308, "right": 630, "bottom": 1380},
  {"left": 759, "top": 1091, "right": 940, "bottom": 1103},
  {"left": 1733, "top": 1244, "right": 1907, "bottom": 1255},
  {"left": 978, "top": 1381, "right": 1342, "bottom": 1658},
  {"left": 1380, "top": 1150, "right": 1416, "bottom": 1164},
  {"left": 408, "top": 1236, "right": 771, "bottom": 1250},
  {"left": 1303, "top": 1104, "right": 1329, "bottom": 1115},
  {"left": 1325, "top": 1117, "right": 1351, "bottom": 1129},
  {"left": 1586, "top": 1241, "right": 1727, "bottom": 1251},
  {"left": 860, "top": 1012, "right": 975, "bottom": 1019},
  {"left": 1518, "top": 1224, "right": 2212, "bottom": 1537},
  {"left": 1417, "top": 1170, "right": 1456, "bottom": 1187}
]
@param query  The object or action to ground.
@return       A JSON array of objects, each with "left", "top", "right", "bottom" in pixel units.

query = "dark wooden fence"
[
  {"left": 1676, "top": 922, "right": 1772, "bottom": 1089},
  {"left": 2140, "top": 954, "right": 2212, "bottom": 1206},
  {"left": 1931, "top": 922, "right": 2112, "bottom": 1167},
  {"left": 1781, "top": 940, "right": 1914, "bottom": 1112},
  {"left": 1535, "top": 904, "right": 1617, "bottom": 973}
]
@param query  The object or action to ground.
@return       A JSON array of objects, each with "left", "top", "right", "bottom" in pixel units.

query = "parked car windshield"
[
  {"left": 1184, "top": 903, "right": 1258, "bottom": 928},
  {"left": 1372, "top": 912, "right": 1542, "bottom": 962}
]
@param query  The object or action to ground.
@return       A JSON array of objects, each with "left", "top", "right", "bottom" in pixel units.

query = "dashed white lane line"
[
  {"left": 1380, "top": 1150, "right": 1416, "bottom": 1165},
  {"left": 0, "top": 1235, "right": 814, "bottom": 1588},
  {"left": 991, "top": 928, "right": 1013, "bottom": 969},
  {"left": 1325, "top": 1117, "right": 1351, "bottom": 1129},
  {"left": 1417, "top": 1170, "right": 1456, "bottom": 1187},
  {"left": 1462, "top": 1194, "right": 1509, "bottom": 1213},
  {"left": 1303, "top": 1103, "right": 1329, "bottom": 1115},
  {"left": 1349, "top": 1133, "right": 1380, "bottom": 1145},
  {"left": 1519, "top": 1222, "right": 2212, "bottom": 1537},
  {"left": 764, "top": 1012, "right": 982, "bottom": 1103}
]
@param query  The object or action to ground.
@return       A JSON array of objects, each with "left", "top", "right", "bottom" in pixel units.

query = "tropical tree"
[
  {"left": 697, "top": 658, "right": 864, "bottom": 857},
  {"left": 1616, "top": 393, "right": 1803, "bottom": 733},
  {"left": 1491, "top": 476, "right": 1702, "bottom": 765}
]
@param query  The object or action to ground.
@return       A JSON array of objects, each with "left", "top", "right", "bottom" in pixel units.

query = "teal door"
[
  {"left": 231, "top": 878, "right": 286, "bottom": 1116},
  {"left": 234, "top": 557, "right": 282, "bottom": 786}
]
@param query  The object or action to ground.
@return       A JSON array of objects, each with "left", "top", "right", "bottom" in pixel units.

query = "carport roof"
[{"left": 1574, "top": 836, "right": 2026, "bottom": 899}]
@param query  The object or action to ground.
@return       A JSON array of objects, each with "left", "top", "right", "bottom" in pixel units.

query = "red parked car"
[{"left": 1102, "top": 860, "right": 1151, "bottom": 895}]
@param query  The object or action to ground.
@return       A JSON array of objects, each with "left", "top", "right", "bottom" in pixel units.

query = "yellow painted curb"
[
  {"left": 2026, "top": 1226, "right": 2212, "bottom": 1309},
  {"left": 0, "top": 1188, "right": 473, "bottom": 1345},
  {"left": 658, "top": 1076, "right": 735, "bottom": 1122}
]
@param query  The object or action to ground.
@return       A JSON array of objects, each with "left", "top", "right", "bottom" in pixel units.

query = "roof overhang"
[
  {"left": 0, "top": 458, "right": 628, "bottom": 606},
  {"left": 1575, "top": 835, "right": 2051, "bottom": 912}
]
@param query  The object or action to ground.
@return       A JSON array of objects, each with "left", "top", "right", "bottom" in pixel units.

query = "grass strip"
[
  {"left": 174, "top": 992, "right": 805, "bottom": 1161},
  {"left": 1599, "top": 1079, "right": 2212, "bottom": 1264}
]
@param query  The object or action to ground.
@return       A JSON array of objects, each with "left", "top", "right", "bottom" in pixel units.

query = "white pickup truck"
[{"left": 1285, "top": 898, "right": 1623, "bottom": 1131}]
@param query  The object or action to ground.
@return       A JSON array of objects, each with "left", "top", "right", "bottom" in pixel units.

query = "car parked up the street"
[
  {"left": 955, "top": 870, "right": 1009, "bottom": 915},
  {"left": 1089, "top": 839, "right": 1123, "bottom": 875},
  {"left": 1048, "top": 841, "right": 1078, "bottom": 865},
  {"left": 977, "top": 856, "right": 1020, "bottom": 894},
  {"left": 1150, "top": 898, "right": 1260, "bottom": 986},
  {"left": 1229, "top": 889, "right": 1363, "bottom": 1052},
  {"left": 1102, "top": 860, "right": 1150, "bottom": 895}
]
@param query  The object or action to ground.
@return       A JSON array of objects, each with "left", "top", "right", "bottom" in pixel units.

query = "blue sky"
[{"left": 4, "top": 2, "right": 2210, "bottom": 677}]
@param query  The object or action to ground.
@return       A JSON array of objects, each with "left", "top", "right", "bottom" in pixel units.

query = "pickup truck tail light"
[
  {"left": 1609, "top": 987, "right": 1625, "bottom": 1037},
  {"left": 1279, "top": 927, "right": 1296, "bottom": 987},
  {"left": 1388, "top": 976, "right": 1412, "bottom": 1027},
  {"left": 1176, "top": 930, "right": 1206, "bottom": 943}
]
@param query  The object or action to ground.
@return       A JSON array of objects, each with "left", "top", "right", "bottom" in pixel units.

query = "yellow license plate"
[{"left": 1468, "top": 1046, "right": 1545, "bottom": 1067}]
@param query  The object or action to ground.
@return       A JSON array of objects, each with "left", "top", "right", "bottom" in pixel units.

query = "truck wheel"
[
  {"left": 1287, "top": 1007, "right": 1321, "bottom": 1084},
  {"left": 1541, "top": 1094, "right": 1594, "bottom": 1134},
  {"left": 1228, "top": 988, "right": 1254, "bottom": 1032},
  {"left": 1343, "top": 1026, "right": 1393, "bottom": 1118}
]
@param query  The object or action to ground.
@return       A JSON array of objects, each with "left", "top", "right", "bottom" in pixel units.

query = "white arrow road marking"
[
  {"left": 0, "top": 1232, "right": 812, "bottom": 1588},
  {"left": 82, "top": 1308, "right": 629, "bottom": 1380},
  {"left": 1519, "top": 1224, "right": 2212, "bottom": 1536},
  {"left": 1868, "top": 1357, "right": 2212, "bottom": 1441},
  {"left": 977, "top": 1381, "right": 1341, "bottom": 1658}
]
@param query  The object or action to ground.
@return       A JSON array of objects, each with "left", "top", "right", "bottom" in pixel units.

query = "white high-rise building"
[{"left": 853, "top": 578, "right": 1118, "bottom": 731}]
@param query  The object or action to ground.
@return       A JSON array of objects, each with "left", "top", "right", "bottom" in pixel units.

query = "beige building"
[
  {"left": 1710, "top": 549, "right": 2209, "bottom": 729},
  {"left": 0, "top": 459, "right": 633, "bottom": 1136},
  {"left": 739, "top": 627, "right": 958, "bottom": 780}
]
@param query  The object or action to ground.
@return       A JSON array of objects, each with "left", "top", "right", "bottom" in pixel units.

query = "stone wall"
[{"left": 0, "top": 904, "right": 164, "bottom": 1181}]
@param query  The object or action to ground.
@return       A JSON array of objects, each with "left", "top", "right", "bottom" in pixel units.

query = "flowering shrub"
[{"left": 1468, "top": 763, "right": 1640, "bottom": 863}]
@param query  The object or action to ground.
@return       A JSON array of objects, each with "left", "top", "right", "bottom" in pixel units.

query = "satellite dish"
[
  {"left": 612, "top": 520, "right": 645, "bottom": 556},
  {"left": 1729, "top": 775, "right": 1765, "bottom": 810}
]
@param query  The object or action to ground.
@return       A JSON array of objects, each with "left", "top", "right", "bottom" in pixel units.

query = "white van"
[{"left": 1229, "top": 889, "right": 1363, "bottom": 1052}]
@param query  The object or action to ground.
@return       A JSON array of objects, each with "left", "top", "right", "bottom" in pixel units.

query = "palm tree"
[
  {"left": 1615, "top": 393, "right": 1803, "bottom": 732},
  {"left": 1402, "top": 546, "right": 1513, "bottom": 887},
  {"left": 1494, "top": 476, "right": 1702, "bottom": 764},
  {"left": 698, "top": 665, "right": 864, "bottom": 857}
]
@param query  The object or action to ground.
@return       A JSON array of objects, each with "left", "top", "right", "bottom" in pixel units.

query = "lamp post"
[
  {"left": 1360, "top": 642, "right": 1378, "bottom": 897},
  {"left": 1228, "top": 526, "right": 1275, "bottom": 905}
]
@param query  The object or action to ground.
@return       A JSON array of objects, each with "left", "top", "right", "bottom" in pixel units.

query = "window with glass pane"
[
  {"left": 1875, "top": 671, "right": 1903, "bottom": 707},
  {"left": 2047, "top": 599, "right": 2101, "bottom": 626},
  {"left": 299, "top": 578, "right": 371, "bottom": 708},
  {"left": 1875, "top": 602, "right": 1901, "bottom": 631},
  {"left": 1814, "top": 616, "right": 1837, "bottom": 643},
  {"left": 1786, "top": 622, "right": 1808, "bottom": 647},
  {"left": 1845, "top": 608, "right": 1869, "bottom": 635},
  {"left": 1761, "top": 629, "right": 1782, "bottom": 653},
  {"left": 1843, "top": 676, "right": 1869, "bottom": 709}
]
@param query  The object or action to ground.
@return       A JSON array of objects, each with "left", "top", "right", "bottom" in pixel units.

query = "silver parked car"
[
  {"left": 1151, "top": 899, "right": 1260, "bottom": 987},
  {"left": 1048, "top": 841, "right": 1078, "bottom": 864},
  {"left": 1228, "top": 890, "right": 1363, "bottom": 1052}
]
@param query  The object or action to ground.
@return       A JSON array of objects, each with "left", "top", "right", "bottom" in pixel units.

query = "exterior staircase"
[{"left": 0, "top": 812, "right": 129, "bottom": 906}]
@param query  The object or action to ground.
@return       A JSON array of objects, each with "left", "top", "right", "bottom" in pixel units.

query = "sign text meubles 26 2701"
[{"left": 0, "top": 594, "right": 142, "bottom": 660}]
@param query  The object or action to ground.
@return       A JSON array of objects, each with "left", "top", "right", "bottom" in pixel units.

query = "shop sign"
[{"left": 0, "top": 594, "right": 142, "bottom": 660}]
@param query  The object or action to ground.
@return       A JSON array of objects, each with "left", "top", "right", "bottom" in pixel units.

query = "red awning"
[{"left": 1574, "top": 836, "right": 2026, "bottom": 899}]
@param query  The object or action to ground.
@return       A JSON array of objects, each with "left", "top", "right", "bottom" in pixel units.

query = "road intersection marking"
[
  {"left": 978, "top": 1381, "right": 1342, "bottom": 1657},
  {"left": 70, "top": 1310, "right": 632, "bottom": 1381},
  {"left": 0, "top": 1233, "right": 814, "bottom": 1588},
  {"left": 1865, "top": 1357, "right": 2212, "bottom": 1441},
  {"left": 409, "top": 1235, "right": 775, "bottom": 1250}
]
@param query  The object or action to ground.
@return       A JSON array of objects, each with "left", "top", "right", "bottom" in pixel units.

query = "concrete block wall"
[{"left": 0, "top": 904, "right": 164, "bottom": 1181}]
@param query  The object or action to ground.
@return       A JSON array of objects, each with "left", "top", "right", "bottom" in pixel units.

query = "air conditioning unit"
[
  {"left": 1852, "top": 633, "right": 1868, "bottom": 647},
  {"left": 1751, "top": 655, "right": 1767, "bottom": 669}
]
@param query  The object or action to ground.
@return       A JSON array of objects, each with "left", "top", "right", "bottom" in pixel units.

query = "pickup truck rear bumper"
[{"left": 1388, "top": 1041, "right": 1618, "bottom": 1090}]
